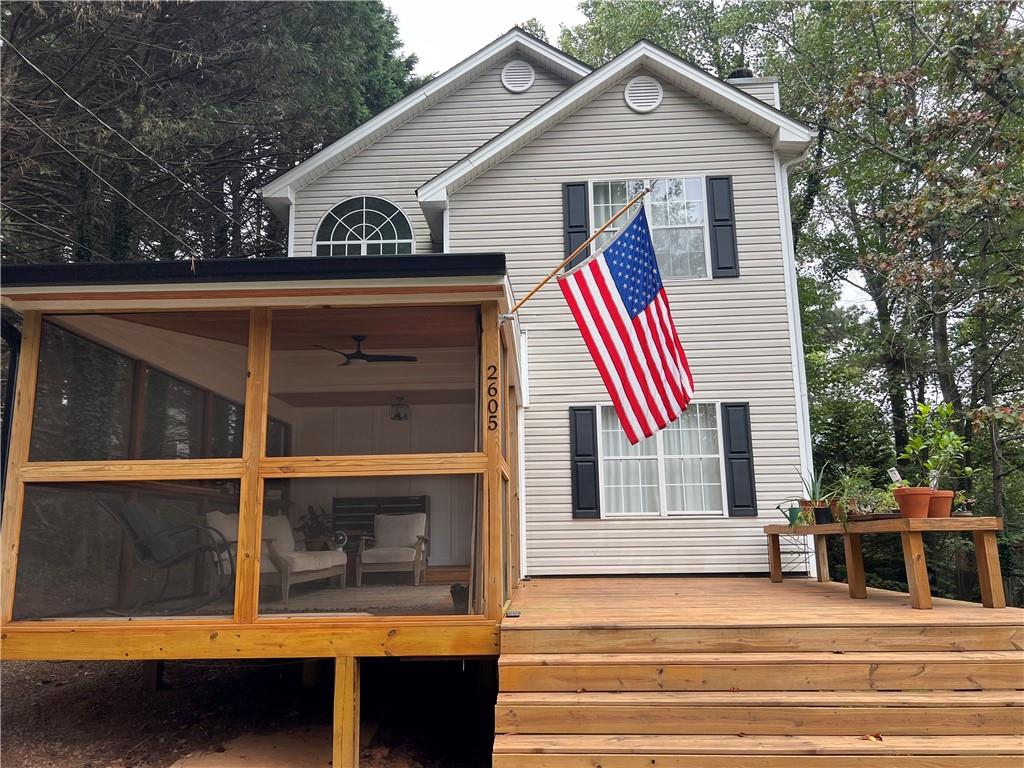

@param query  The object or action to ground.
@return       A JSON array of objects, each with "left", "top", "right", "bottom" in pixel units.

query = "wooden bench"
[{"left": 763, "top": 517, "right": 1006, "bottom": 610}]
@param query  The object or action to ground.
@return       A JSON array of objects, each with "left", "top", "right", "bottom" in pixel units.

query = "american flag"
[{"left": 557, "top": 206, "right": 694, "bottom": 444}]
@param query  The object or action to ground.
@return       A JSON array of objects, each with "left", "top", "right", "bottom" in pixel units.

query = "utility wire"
[
  {"left": 1, "top": 35, "right": 286, "bottom": 252},
  {"left": 1, "top": 201, "right": 115, "bottom": 262},
  {"left": 3, "top": 96, "right": 204, "bottom": 266}
]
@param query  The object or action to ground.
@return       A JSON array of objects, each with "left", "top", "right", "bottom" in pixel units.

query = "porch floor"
[
  {"left": 503, "top": 575, "right": 1022, "bottom": 628},
  {"left": 495, "top": 577, "right": 1024, "bottom": 767}
]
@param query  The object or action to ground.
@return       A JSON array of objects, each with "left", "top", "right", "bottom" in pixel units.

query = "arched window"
[{"left": 314, "top": 197, "right": 414, "bottom": 256}]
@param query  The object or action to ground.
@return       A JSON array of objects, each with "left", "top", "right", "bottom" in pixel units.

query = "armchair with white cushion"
[
  {"left": 205, "top": 511, "right": 346, "bottom": 607},
  {"left": 355, "top": 512, "right": 429, "bottom": 586}
]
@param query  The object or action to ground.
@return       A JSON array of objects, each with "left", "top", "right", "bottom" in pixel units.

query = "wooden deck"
[{"left": 495, "top": 577, "right": 1024, "bottom": 767}]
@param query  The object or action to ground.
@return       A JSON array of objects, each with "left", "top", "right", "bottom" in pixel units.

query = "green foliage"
[
  {"left": 899, "top": 402, "right": 970, "bottom": 487},
  {"left": 1, "top": 1, "right": 418, "bottom": 263},
  {"left": 520, "top": 18, "right": 550, "bottom": 43}
]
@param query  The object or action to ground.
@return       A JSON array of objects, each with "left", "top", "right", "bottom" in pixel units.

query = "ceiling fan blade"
[
  {"left": 362, "top": 353, "right": 418, "bottom": 363},
  {"left": 313, "top": 344, "right": 353, "bottom": 366}
]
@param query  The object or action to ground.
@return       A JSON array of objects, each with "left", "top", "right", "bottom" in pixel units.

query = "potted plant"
[
  {"left": 832, "top": 466, "right": 879, "bottom": 520},
  {"left": 797, "top": 463, "right": 833, "bottom": 525},
  {"left": 898, "top": 403, "right": 970, "bottom": 518}
]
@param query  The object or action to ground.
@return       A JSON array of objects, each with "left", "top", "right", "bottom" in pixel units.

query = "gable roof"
[
  {"left": 258, "top": 28, "right": 591, "bottom": 219},
  {"left": 417, "top": 40, "right": 814, "bottom": 221}
]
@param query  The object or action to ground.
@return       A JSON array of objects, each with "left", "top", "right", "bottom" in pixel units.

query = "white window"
[
  {"left": 599, "top": 402, "right": 725, "bottom": 517},
  {"left": 314, "top": 196, "right": 414, "bottom": 256},
  {"left": 590, "top": 177, "right": 710, "bottom": 279}
]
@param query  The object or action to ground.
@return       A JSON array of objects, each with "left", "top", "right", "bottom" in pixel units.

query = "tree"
[
  {"left": 520, "top": 18, "right": 550, "bottom": 43},
  {"left": 1, "top": 1, "right": 419, "bottom": 263}
]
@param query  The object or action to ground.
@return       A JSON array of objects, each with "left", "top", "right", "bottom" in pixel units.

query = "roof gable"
[
  {"left": 259, "top": 28, "right": 590, "bottom": 218},
  {"left": 417, "top": 41, "right": 813, "bottom": 217}
]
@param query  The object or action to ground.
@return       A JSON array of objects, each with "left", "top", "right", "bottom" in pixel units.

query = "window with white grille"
[
  {"left": 590, "top": 177, "right": 711, "bottom": 278},
  {"left": 600, "top": 402, "right": 726, "bottom": 517},
  {"left": 314, "top": 197, "right": 414, "bottom": 256}
]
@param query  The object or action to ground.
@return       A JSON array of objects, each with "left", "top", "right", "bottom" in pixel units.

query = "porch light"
[{"left": 391, "top": 396, "right": 411, "bottom": 422}]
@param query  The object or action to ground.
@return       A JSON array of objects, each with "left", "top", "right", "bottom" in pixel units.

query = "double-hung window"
[
  {"left": 599, "top": 402, "right": 725, "bottom": 517},
  {"left": 590, "top": 177, "right": 710, "bottom": 279}
]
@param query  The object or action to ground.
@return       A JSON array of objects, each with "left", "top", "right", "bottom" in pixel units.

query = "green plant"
[
  {"left": 832, "top": 466, "right": 897, "bottom": 519},
  {"left": 797, "top": 462, "right": 832, "bottom": 506},
  {"left": 899, "top": 402, "right": 971, "bottom": 488},
  {"left": 297, "top": 505, "right": 333, "bottom": 541}
]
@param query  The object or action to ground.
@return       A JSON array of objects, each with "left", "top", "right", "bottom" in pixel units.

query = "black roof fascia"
[{"left": 2, "top": 254, "right": 506, "bottom": 287}]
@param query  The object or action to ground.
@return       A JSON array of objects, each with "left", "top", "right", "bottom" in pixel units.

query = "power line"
[
  {"left": 1, "top": 201, "right": 115, "bottom": 262},
  {"left": 2, "top": 96, "right": 204, "bottom": 265},
  {"left": 1, "top": 35, "right": 287, "bottom": 252}
]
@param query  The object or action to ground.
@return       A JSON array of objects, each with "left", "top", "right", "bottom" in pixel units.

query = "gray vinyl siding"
[
  {"left": 291, "top": 60, "right": 570, "bottom": 256},
  {"left": 448, "top": 69, "right": 803, "bottom": 575},
  {"left": 730, "top": 78, "right": 780, "bottom": 108}
]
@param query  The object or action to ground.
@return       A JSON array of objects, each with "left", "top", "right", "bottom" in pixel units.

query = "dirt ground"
[{"left": 1, "top": 659, "right": 494, "bottom": 767}]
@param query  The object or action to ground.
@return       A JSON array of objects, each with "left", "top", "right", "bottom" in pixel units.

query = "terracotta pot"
[
  {"left": 928, "top": 490, "right": 955, "bottom": 518},
  {"left": 894, "top": 486, "right": 932, "bottom": 518}
]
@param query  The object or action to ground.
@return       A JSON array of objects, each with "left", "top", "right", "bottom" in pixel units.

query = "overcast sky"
[{"left": 386, "top": 0, "right": 585, "bottom": 76}]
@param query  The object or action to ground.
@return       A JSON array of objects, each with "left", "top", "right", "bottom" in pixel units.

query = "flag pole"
[{"left": 500, "top": 186, "right": 651, "bottom": 321}]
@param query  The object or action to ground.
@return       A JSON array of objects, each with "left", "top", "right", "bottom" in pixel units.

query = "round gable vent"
[
  {"left": 501, "top": 59, "right": 535, "bottom": 93},
  {"left": 624, "top": 75, "right": 663, "bottom": 113}
]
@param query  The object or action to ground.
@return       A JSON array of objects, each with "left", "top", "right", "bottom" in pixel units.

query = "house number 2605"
[{"left": 486, "top": 364, "right": 499, "bottom": 431}]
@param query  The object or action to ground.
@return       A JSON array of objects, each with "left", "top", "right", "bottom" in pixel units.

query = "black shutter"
[
  {"left": 562, "top": 182, "right": 590, "bottom": 270},
  {"left": 707, "top": 176, "right": 739, "bottom": 278},
  {"left": 569, "top": 406, "right": 600, "bottom": 519},
  {"left": 721, "top": 402, "right": 757, "bottom": 517}
]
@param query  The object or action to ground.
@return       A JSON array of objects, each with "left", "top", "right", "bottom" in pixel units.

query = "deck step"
[
  {"left": 496, "top": 691, "right": 1024, "bottom": 736},
  {"left": 492, "top": 734, "right": 1024, "bottom": 767},
  {"left": 498, "top": 651, "right": 1024, "bottom": 692},
  {"left": 500, "top": 624, "right": 1024, "bottom": 653}
]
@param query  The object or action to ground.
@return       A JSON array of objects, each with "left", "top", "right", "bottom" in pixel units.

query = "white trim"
[
  {"left": 517, "top": 400, "right": 528, "bottom": 577},
  {"left": 310, "top": 195, "right": 416, "bottom": 257},
  {"left": 259, "top": 29, "right": 589, "bottom": 208},
  {"left": 587, "top": 176, "right": 713, "bottom": 281},
  {"left": 418, "top": 41, "right": 812, "bottom": 205},
  {"left": 593, "top": 401, "right": 728, "bottom": 519},
  {"left": 442, "top": 206, "right": 450, "bottom": 251},
  {"left": 287, "top": 200, "right": 295, "bottom": 258},
  {"left": 774, "top": 152, "right": 815, "bottom": 574}
]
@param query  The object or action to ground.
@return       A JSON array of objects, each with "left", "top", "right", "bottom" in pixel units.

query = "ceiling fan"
[{"left": 315, "top": 335, "right": 418, "bottom": 366}]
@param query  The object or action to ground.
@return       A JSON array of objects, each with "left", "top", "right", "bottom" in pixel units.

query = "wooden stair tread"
[
  {"left": 497, "top": 690, "right": 1024, "bottom": 706},
  {"left": 493, "top": 734, "right": 1024, "bottom": 755},
  {"left": 499, "top": 650, "right": 1024, "bottom": 665}
]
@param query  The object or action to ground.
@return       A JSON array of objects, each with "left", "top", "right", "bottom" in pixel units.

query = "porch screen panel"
[
  {"left": 254, "top": 475, "right": 479, "bottom": 617},
  {"left": 267, "top": 307, "right": 478, "bottom": 457},
  {"left": 13, "top": 480, "right": 240, "bottom": 620},
  {"left": 29, "top": 312, "right": 249, "bottom": 461}
]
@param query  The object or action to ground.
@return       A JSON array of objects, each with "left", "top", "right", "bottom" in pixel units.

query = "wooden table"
[{"left": 763, "top": 517, "right": 1006, "bottom": 610}]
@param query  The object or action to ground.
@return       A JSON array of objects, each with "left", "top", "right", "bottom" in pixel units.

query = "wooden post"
[
  {"left": 0, "top": 312, "right": 42, "bottom": 623},
  {"left": 973, "top": 530, "right": 1006, "bottom": 609},
  {"left": 481, "top": 302, "right": 503, "bottom": 619},
  {"left": 333, "top": 656, "right": 360, "bottom": 768},
  {"left": 900, "top": 531, "right": 932, "bottom": 609},
  {"left": 813, "top": 534, "right": 830, "bottom": 583},
  {"left": 767, "top": 533, "right": 783, "bottom": 583},
  {"left": 843, "top": 533, "right": 867, "bottom": 599},
  {"left": 234, "top": 308, "right": 271, "bottom": 623}
]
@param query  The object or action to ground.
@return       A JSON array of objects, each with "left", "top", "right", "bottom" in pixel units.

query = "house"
[{"left": 3, "top": 28, "right": 1020, "bottom": 768}]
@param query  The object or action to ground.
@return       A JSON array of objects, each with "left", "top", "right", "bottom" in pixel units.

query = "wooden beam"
[
  {"left": 234, "top": 308, "right": 272, "bottom": 623},
  {"left": 20, "top": 459, "right": 245, "bottom": 483},
  {"left": 0, "top": 620, "right": 500, "bottom": 660},
  {"left": 900, "top": 531, "right": 932, "bottom": 610},
  {"left": 259, "top": 452, "right": 487, "bottom": 478},
  {"left": 813, "top": 535, "right": 830, "bottom": 583},
  {"left": 974, "top": 530, "right": 1006, "bottom": 609},
  {"left": 767, "top": 534, "right": 783, "bottom": 583},
  {"left": 0, "top": 312, "right": 42, "bottom": 623},
  {"left": 333, "top": 657, "right": 360, "bottom": 768},
  {"left": 843, "top": 534, "right": 867, "bottom": 599},
  {"left": 481, "top": 302, "right": 503, "bottom": 620}
]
